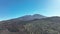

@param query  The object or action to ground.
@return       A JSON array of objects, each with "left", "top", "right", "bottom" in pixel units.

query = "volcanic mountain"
[{"left": 0, "top": 14, "right": 60, "bottom": 34}]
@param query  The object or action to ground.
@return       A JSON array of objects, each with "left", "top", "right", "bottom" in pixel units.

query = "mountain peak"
[
  {"left": 19, "top": 14, "right": 46, "bottom": 21},
  {"left": 34, "top": 14, "right": 42, "bottom": 16}
]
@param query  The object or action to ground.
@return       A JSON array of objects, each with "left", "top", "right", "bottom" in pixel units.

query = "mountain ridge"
[{"left": 0, "top": 14, "right": 46, "bottom": 22}]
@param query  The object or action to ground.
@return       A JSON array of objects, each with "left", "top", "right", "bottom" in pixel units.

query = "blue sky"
[{"left": 0, "top": 0, "right": 60, "bottom": 20}]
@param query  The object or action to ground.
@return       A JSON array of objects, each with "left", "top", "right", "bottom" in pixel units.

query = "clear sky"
[{"left": 0, "top": 0, "right": 60, "bottom": 21}]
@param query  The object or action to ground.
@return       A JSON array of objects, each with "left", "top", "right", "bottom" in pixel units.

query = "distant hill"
[
  {"left": 16, "top": 14, "right": 46, "bottom": 21},
  {"left": 0, "top": 15, "right": 60, "bottom": 34}
]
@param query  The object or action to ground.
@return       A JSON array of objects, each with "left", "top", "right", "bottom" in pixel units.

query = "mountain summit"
[{"left": 19, "top": 14, "right": 46, "bottom": 21}]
